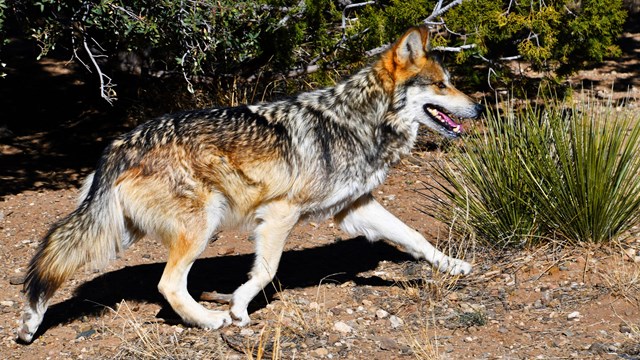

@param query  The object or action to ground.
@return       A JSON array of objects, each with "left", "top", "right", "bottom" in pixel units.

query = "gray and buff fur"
[{"left": 18, "top": 26, "right": 482, "bottom": 343}]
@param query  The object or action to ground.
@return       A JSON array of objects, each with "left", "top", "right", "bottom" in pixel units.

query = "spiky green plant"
[
  {"left": 430, "top": 96, "right": 640, "bottom": 247},
  {"left": 522, "top": 99, "right": 640, "bottom": 244},
  {"left": 429, "top": 103, "right": 543, "bottom": 247}
]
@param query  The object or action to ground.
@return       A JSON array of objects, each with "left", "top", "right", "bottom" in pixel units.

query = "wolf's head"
[{"left": 379, "top": 26, "right": 483, "bottom": 138}]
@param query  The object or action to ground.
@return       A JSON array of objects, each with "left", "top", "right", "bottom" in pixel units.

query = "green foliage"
[
  {"left": 445, "top": 0, "right": 627, "bottom": 77},
  {"left": 521, "top": 101, "right": 640, "bottom": 243},
  {"left": 430, "top": 104, "right": 541, "bottom": 246},
  {"left": 25, "top": 0, "right": 275, "bottom": 74},
  {"left": 0, "top": 0, "right": 630, "bottom": 99},
  {"left": 0, "top": 0, "right": 5, "bottom": 34},
  {"left": 432, "top": 98, "right": 640, "bottom": 247}
]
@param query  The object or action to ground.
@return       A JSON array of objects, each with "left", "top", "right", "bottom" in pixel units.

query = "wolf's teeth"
[
  {"left": 428, "top": 108, "right": 438, "bottom": 116},
  {"left": 453, "top": 125, "right": 461, "bottom": 133}
]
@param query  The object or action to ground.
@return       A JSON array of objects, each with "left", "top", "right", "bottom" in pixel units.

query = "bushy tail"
[
  {"left": 19, "top": 137, "right": 140, "bottom": 342},
  {"left": 23, "top": 184, "right": 124, "bottom": 309}
]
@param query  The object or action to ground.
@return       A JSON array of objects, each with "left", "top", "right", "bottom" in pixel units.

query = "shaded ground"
[{"left": 1, "top": 20, "right": 639, "bottom": 360}]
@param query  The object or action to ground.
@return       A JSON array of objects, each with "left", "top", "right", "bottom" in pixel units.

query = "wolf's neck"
[
  {"left": 350, "top": 64, "right": 417, "bottom": 165},
  {"left": 332, "top": 67, "right": 391, "bottom": 122},
  {"left": 296, "top": 66, "right": 392, "bottom": 127}
]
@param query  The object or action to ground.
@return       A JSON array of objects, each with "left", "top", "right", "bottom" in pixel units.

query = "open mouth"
[{"left": 424, "top": 105, "right": 463, "bottom": 136}]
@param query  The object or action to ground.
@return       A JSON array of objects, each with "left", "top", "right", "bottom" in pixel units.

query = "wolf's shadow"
[{"left": 34, "top": 237, "right": 415, "bottom": 340}]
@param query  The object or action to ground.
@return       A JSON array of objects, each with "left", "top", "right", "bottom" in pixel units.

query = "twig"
[
  {"left": 582, "top": 251, "right": 589, "bottom": 284},
  {"left": 82, "top": 36, "right": 117, "bottom": 104},
  {"left": 503, "top": 0, "right": 518, "bottom": 16},
  {"left": 285, "top": 64, "right": 319, "bottom": 78},
  {"left": 433, "top": 44, "right": 477, "bottom": 52},
  {"left": 500, "top": 55, "right": 522, "bottom": 61},
  {"left": 487, "top": 67, "right": 497, "bottom": 90},
  {"left": 179, "top": 51, "right": 195, "bottom": 94},
  {"left": 424, "top": 0, "right": 464, "bottom": 23},
  {"left": 365, "top": 44, "right": 390, "bottom": 57},
  {"left": 107, "top": 3, "right": 143, "bottom": 21}
]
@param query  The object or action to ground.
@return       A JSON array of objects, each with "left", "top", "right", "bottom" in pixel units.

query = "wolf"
[{"left": 18, "top": 26, "right": 482, "bottom": 342}]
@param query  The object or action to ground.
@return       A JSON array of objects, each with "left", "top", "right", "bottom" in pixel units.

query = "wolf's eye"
[{"left": 435, "top": 82, "right": 446, "bottom": 89}]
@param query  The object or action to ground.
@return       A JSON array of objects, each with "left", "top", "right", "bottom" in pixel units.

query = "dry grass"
[
  {"left": 395, "top": 224, "right": 478, "bottom": 360},
  {"left": 241, "top": 281, "right": 332, "bottom": 360},
  {"left": 403, "top": 310, "right": 441, "bottom": 360},
  {"left": 103, "top": 300, "right": 227, "bottom": 360},
  {"left": 601, "top": 244, "right": 640, "bottom": 306}
]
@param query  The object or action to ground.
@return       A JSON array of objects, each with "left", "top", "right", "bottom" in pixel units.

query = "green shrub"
[
  {"left": 1, "top": 1, "right": 629, "bottom": 101},
  {"left": 431, "top": 97, "right": 640, "bottom": 247},
  {"left": 429, "top": 103, "right": 542, "bottom": 247}
]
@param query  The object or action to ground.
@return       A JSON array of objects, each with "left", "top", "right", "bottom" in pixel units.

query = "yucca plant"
[
  {"left": 429, "top": 96, "right": 640, "bottom": 247},
  {"left": 429, "top": 103, "right": 543, "bottom": 247},
  {"left": 523, "top": 99, "right": 640, "bottom": 244}
]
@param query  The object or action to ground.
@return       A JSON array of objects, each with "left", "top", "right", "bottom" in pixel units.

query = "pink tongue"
[{"left": 437, "top": 110, "right": 462, "bottom": 130}]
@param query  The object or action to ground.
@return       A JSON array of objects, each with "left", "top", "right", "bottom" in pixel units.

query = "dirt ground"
[{"left": 1, "top": 23, "right": 639, "bottom": 360}]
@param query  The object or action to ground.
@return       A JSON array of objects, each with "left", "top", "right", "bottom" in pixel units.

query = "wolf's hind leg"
[
  {"left": 153, "top": 191, "right": 233, "bottom": 329},
  {"left": 157, "top": 226, "right": 232, "bottom": 329},
  {"left": 336, "top": 194, "right": 472, "bottom": 275},
  {"left": 229, "top": 201, "right": 300, "bottom": 326}
]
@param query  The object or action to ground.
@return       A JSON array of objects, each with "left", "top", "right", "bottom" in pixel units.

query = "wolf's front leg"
[
  {"left": 229, "top": 201, "right": 301, "bottom": 326},
  {"left": 336, "top": 194, "right": 472, "bottom": 275}
]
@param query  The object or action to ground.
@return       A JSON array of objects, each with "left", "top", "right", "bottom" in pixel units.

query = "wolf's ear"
[{"left": 394, "top": 27, "right": 430, "bottom": 66}]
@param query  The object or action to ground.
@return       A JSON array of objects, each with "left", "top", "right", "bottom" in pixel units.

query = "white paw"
[
  {"left": 201, "top": 310, "right": 232, "bottom": 329},
  {"left": 436, "top": 257, "right": 472, "bottom": 275},
  {"left": 17, "top": 325, "right": 35, "bottom": 343},
  {"left": 230, "top": 306, "right": 251, "bottom": 327},
  {"left": 17, "top": 307, "right": 44, "bottom": 343}
]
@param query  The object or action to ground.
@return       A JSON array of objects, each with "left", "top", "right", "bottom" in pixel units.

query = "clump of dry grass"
[
  {"left": 601, "top": 246, "right": 640, "bottom": 306},
  {"left": 104, "top": 300, "right": 227, "bottom": 360},
  {"left": 394, "top": 226, "right": 477, "bottom": 359},
  {"left": 404, "top": 315, "right": 441, "bottom": 360},
  {"left": 241, "top": 281, "right": 332, "bottom": 360}
]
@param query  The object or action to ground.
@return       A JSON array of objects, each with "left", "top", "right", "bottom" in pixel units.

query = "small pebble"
[
  {"left": 313, "top": 348, "right": 329, "bottom": 357},
  {"left": 619, "top": 323, "right": 632, "bottom": 334},
  {"left": 334, "top": 321, "right": 352, "bottom": 334},
  {"left": 567, "top": 311, "right": 581, "bottom": 320},
  {"left": 375, "top": 309, "right": 389, "bottom": 319},
  {"left": 389, "top": 315, "right": 404, "bottom": 329},
  {"left": 240, "top": 328, "right": 254, "bottom": 336},
  {"left": 9, "top": 274, "right": 25, "bottom": 285}
]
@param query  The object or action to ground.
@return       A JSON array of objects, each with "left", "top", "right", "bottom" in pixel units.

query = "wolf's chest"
[{"left": 302, "top": 166, "right": 389, "bottom": 221}]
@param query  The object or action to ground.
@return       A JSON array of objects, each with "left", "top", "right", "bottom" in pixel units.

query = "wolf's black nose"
[{"left": 474, "top": 103, "right": 485, "bottom": 116}]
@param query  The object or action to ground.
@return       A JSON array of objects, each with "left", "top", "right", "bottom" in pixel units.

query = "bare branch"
[
  {"left": 107, "top": 3, "right": 143, "bottom": 21},
  {"left": 82, "top": 37, "right": 117, "bottom": 104},
  {"left": 71, "top": 35, "right": 91, "bottom": 72},
  {"left": 433, "top": 44, "right": 477, "bottom": 52},
  {"left": 365, "top": 45, "right": 389, "bottom": 57},
  {"left": 503, "top": 0, "right": 518, "bottom": 15},
  {"left": 180, "top": 52, "right": 195, "bottom": 94},
  {"left": 286, "top": 64, "right": 320, "bottom": 78},
  {"left": 366, "top": 39, "right": 476, "bottom": 57},
  {"left": 424, "top": 0, "right": 464, "bottom": 23},
  {"left": 500, "top": 55, "right": 523, "bottom": 61},
  {"left": 366, "top": 0, "right": 468, "bottom": 57},
  {"left": 487, "top": 67, "right": 498, "bottom": 90}
]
